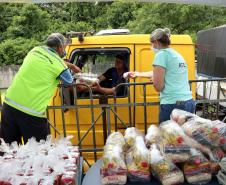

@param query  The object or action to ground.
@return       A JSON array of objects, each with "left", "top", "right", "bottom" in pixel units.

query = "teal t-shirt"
[{"left": 153, "top": 48, "right": 192, "bottom": 104}]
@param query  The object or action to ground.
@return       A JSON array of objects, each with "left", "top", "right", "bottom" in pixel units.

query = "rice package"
[
  {"left": 101, "top": 132, "right": 127, "bottom": 185},
  {"left": 124, "top": 127, "right": 143, "bottom": 148},
  {"left": 145, "top": 124, "right": 160, "bottom": 147},
  {"left": 209, "top": 147, "right": 225, "bottom": 175},
  {"left": 212, "top": 120, "right": 226, "bottom": 151},
  {"left": 183, "top": 149, "right": 212, "bottom": 184},
  {"left": 171, "top": 109, "right": 197, "bottom": 125},
  {"left": 217, "top": 157, "right": 226, "bottom": 185},
  {"left": 150, "top": 144, "right": 184, "bottom": 185},
  {"left": 182, "top": 118, "right": 226, "bottom": 148},
  {"left": 126, "top": 136, "right": 150, "bottom": 182},
  {"left": 159, "top": 120, "right": 191, "bottom": 163}
]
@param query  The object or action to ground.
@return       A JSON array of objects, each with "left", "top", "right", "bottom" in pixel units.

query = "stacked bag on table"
[
  {"left": 101, "top": 132, "right": 127, "bottom": 185},
  {"left": 101, "top": 108, "right": 226, "bottom": 185},
  {"left": 124, "top": 128, "right": 150, "bottom": 182},
  {"left": 101, "top": 128, "right": 150, "bottom": 185},
  {"left": 217, "top": 157, "right": 226, "bottom": 185},
  {"left": 0, "top": 136, "right": 79, "bottom": 185}
]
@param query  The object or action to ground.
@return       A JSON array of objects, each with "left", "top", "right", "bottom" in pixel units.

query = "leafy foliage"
[
  {"left": 1, "top": 2, "right": 226, "bottom": 65},
  {"left": 5, "top": 5, "right": 50, "bottom": 40},
  {"left": 127, "top": 3, "right": 226, "bottom": 41},
  {"left": 0, "top": 38, "right": 40, "bottom": 66}
]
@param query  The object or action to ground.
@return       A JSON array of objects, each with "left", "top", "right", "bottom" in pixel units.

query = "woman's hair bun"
[{"left": 163, "top": 28, "right": 171, "bottom": 37}]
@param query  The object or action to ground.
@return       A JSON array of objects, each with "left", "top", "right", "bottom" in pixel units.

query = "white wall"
[{"left": 0, "top": 65, "right": 20, "bottom": 89}]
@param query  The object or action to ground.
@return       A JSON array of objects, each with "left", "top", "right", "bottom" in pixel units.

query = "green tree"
[
  {"left": 0, "top": 38, "right": 40, "bottom": 66},
  {"left": 5, "top": 4, "right": 50, "bottom": 41},
  {"left": 0, "top": 4, "right": 21, "bottom": 41},
  {"left": 103, "top": 1, "right": 141, "bottom": 29},
  {"left": 127, "top": 3, "right": 226, "bottom": 41},
  {"left": 42, "top": 2, "right": 110, "bottom": 31}
]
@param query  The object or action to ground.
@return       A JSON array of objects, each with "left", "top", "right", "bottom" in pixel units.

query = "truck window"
[{"left": 64, "top": 48, "right": 130, "bottom": 103}]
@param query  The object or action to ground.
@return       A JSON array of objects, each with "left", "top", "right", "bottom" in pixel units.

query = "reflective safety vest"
[{"left": 5, "top": 46, "right": 67, "bottom": 117}]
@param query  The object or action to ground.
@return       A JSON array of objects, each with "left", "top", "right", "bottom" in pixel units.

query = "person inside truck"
[
  {"left": 127, "top": 28, "right": 195, "bottom": 123},
  {"left": 0, "top": 33, "right": 81, "bottom": 144},
  {"left": 91, "top": 54, "right": 128, "bottom": 96}
]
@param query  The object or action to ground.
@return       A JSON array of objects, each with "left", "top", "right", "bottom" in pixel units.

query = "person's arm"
[
  {"left": 153, "top": 65, "right": 165, "bottom": 92},
  {"left": 59, "top": 69, "right": 73, "bottom": 85},
  {"left": 91, "top": 82, "right": 115, "bottom": 95},
  {"left": 135, "top": 71, "right": 153, "bottom": 78},
  {"left": 64, "top": 60, "right": 81, "bottom": 73},
  {"left": 126, "top": 71, "right": 153, "bottom": 79},
  {"left": 98, "top": 74, "right": 106, "bottom": 83},
  {"left": 152, "top": 51, "right": 167, "bottom": 92}
]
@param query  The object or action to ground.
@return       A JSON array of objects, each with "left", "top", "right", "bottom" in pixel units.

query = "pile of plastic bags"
[{"left": 0, "top": 136, "right": 79, "bottom": 185}]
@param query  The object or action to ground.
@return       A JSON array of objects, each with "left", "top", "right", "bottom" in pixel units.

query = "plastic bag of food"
[
  {"left": 0, "top": 136, "right": 80, "bottom": 185},
  {"left": 183, "top": 149, "right": 212, "bottom": 184},
  {"left": 219, "top": 157, "right": 226, "bottom": 172},
  {"left": 171, "top": 109, "right": 197, "bottom": 125},
  {"left": 60, "top": 171, "right": 77, "bottom": 185},
  {"left": 126, "top": 136, "right": 150, "bottom": 182},
  {"left": 182, "top": 117, "right": 218, "bottom": 147},
  {"left": 124, "top": 127, "right": 143, "bottom": 148},
  {"left": 105, "top": 132, "right": 125, "bottom": 149},
  {"left": 209, "top": 147, "right": 225, "bottom": 175},
  {"left": 217, "top": 157, "right": 226, "bottom": 185},
  {"left": 217, "top": 170, "right": 226, "bottom": 185},
  {"left": 150, "top": 144, "right": 184, "bottom": 185},
  {"left": 185, "top": 135, "right": 214, "bottom": 161},
  {"left": 212, "top": 120, "right": 226, "bottom": 151},
  {"left": 159, "top": 120, "right": 191, "bottom": 163},
  {"left": 101, "top": 132, "right": 127, "bottom": 185},
  {"left": 75, "top": 73, "right": 99, "bottom": 86},
  {"left": 145, "top": 124, "right": 160, "bottom": 147},
  {"left": 182, "top": 118, "right": 226, "bottom": 149}
]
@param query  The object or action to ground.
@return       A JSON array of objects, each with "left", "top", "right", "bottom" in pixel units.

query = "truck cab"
[{"left": 48, "top": 30, "right": 196, "bottom": 165}]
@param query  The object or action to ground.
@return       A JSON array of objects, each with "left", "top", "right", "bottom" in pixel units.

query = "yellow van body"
[{"left": 48, "top": 34, "right": 196, "bottom": 167}]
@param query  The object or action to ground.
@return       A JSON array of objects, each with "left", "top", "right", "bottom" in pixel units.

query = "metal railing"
[
  {"left": 1, "top": 78, "right": 226, "bottom": 167},
  {"left": 47, "top": 78, "right": 226, "bottom": 166}
]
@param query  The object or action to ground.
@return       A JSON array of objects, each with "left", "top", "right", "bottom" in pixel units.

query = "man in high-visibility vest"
[{"left": 0, "top": 33, "right": 80, "bottom": 144}]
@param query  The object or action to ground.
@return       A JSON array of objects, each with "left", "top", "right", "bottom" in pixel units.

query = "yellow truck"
[{"left": 47, "top": 30, "right": 196, "bottom": 167}]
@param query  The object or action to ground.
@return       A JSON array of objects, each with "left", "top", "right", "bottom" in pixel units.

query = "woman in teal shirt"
[{"left": 128, "top": 28, "right": 195, "bottom": 123}]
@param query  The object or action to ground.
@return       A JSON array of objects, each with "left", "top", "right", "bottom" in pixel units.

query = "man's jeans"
[{"left": 159, "top": 99, "right": 195, "bottom": 124}]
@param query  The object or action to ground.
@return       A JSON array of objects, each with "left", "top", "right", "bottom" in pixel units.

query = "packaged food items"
[
  {"left": 219, "top": 157, "right": 226, "bottom": 173},
  {"left": 217, "top": 170, "right": 226, "bottom": 185},
  {"left": 0, "top": 136, "right": 79, "bottom": 185},
  {"left": 182, "top": 117, "right": 219, "bottom": 147},
  {"left": 101, "top": 132, "right": 127, "bottom": 185},
  {"left": 217, "top": 157, "right": 226, "bottom": 185},
  {"left": 126, "top": 136, "right": 150, "bottom": 182},
  {"left": 171, "top": 109, "right": 197, "bottom": 125},
  {"left": 185, "top": 135, "right": 214, "bottom": 161},
  {"left": 212, "top": 120, "right": 226, "bottom": 151},
  {"left": 124, "top": 127, "right": 143, "bottom": 148},
  {"left": 105, "top": 132, "right": 126, "bottom": 149},
  {"left": 61, "top": 171, "right": 77, "bottom": 185},
  {"left": 182, "top": 118, "right": 226, "bottom": 150},
  {"left": 74, "top": 72, "right": 99, "bottom": 86},
  {"left": 209, "top": 147, "right": 225, "bottom": 175},
  {"left": 145, "top": 124, "right": 160, "bottom": 147},
  {"left": 183, "top": 149, "right": 212, "bottom": 184},
  {"left": 159, "top": 120, "right": 191, "bottom": 163},
  {"left": 150, "top": 144, "right": 184, "bottom": 185}
]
